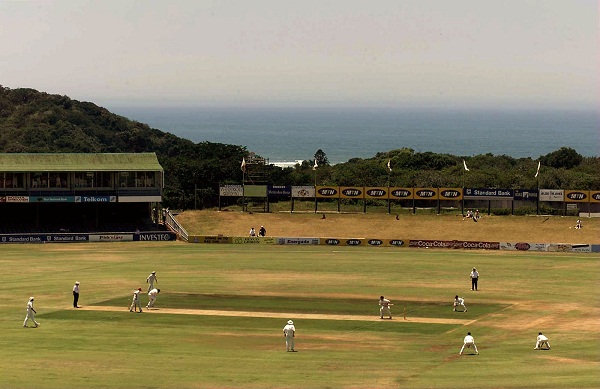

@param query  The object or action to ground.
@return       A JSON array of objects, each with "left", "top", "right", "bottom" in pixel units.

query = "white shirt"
[
  {"left": 455, "top": 297, "right": 465, "bottom": 305},
  {"left": 464, "top": 335, "right": 475, "bottom": 344},
  {"left": 73, "top": 284, "right": 80, "bottom": 293},
  {"left": 27, "top": 301, "right": 35, "bottom": 312},
  {"left": 283, "top": 324, "right": 295, "bottom": 337},
  {"left": 470, "top": 270, "right": 479, "bottom": 279},
  {"left": 133, "top": 290, "right": 140, "bottom": 300},
  {"left": 249, "top": 229, "right": 256, "bottom": 236},
  {"left": 147, "top": 274, "right": 157, "bottom": 284},
  {"left": 537, "top": 334, "right": 548, "bottom": 342},
  {"left": 148, "top": 288, "right": 159, "bottom": 297},
  {"left": 379, "top": 298, "right": 390, "bottom": 307}
]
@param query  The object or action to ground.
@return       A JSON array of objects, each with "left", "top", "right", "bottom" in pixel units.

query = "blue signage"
[
  {"left": 267, "top": 185, "right": 292, "bottom": 197},
  {"left": 464, "top": 188, "right": 513, "bottom": 199}
]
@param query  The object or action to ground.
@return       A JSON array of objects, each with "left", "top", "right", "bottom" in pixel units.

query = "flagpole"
[
  {"left": 314, "top": 160, "right": 318, "bottom": 213},
  {"left": 536, "top": 161, "right": 540, "bottom": 215}
]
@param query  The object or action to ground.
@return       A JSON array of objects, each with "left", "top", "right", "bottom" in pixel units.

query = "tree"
[
  {"left": 541, "top": 147, "right": 583, "bottom": 170},
  {"left": 314, "top": 149, "right": 329, "bottom": 167}
]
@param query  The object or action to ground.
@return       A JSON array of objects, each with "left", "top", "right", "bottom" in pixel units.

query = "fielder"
[
  {"left": 129, "top": 288, "right": 143, "bottom": 312},
  {"left": 23, "top": 297, "right": 40, "bottom": 328},
  {"left": 283, "top": 320, "right": 296, "bottom": 352},
  {"left": 379, "top": 296, "right": 392, "bottom": 319},
  {"left": 453, "top": 295, "right": 467, "bottom": 312},
  {"left": 146, "top": 288, "right": 161, "bottom": 309},
  {"left": 459, "top": 332, "right": 479, "bottom": 355},
  {"left": 534, "top": 332, "right": 551, "bottom": 350},
  {"left": 146, "top": 271, "right": 158, "bottom": 293}
]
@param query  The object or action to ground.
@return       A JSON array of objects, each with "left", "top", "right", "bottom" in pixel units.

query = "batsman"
[{"left": 379, "top": 296, "right": 393, "bottom": 319}]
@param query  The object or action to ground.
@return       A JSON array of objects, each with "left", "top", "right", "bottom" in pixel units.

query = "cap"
[
  {"left": 287, "top": 320, "right": 293, "bottom": 325},
  {"left": 152, "top": 271, "right": 156, "bottom": 274},
  {"left": 75, "top": 281, "right": 80, "bottom": 285},
  {"left": 29, "top": 296, "right": 34, "bottom": 301}
]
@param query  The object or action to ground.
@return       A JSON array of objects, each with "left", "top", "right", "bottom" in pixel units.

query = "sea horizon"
[{"left": 107, "top": 105, "right": 598, "bottom": 164}]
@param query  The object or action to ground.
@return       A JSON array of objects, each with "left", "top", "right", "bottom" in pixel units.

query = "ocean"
[{"left": 107, "top": 106, "right": 598, "bottom": 164}]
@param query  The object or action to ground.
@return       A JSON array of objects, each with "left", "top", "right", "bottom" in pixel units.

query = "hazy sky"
[{"left": 1, "top": 0, "right": 597, "bottom": 109}]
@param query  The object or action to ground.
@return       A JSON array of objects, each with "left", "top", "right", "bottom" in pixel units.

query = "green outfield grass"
[{"left": 0, "top": 242, "right": 598, "bottom": 388}]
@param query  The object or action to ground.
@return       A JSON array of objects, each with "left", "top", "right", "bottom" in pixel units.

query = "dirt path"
[{"left": 81, "top": 305, "right": 470, "bottom": 325}]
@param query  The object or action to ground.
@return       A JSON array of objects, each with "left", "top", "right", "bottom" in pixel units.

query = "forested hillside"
[{"left": 1, "top": 86, "right": 598, "bottom": 209}]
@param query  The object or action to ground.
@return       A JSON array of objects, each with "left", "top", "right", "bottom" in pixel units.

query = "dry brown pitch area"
[{"left": 176, "top": 210, "right": 599, "bottom": 243}]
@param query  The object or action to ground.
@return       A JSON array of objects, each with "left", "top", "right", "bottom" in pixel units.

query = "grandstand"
[{"left": 0, "top": 153, "right": 169, "bottom": 235}]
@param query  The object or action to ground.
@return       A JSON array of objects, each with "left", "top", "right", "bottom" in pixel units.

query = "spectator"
[
  {"left": 259, "top": 226, "right": 266, "bottom": 237},
  {"left": 249, "top": 227, "right": 256, "bottom": 237}
]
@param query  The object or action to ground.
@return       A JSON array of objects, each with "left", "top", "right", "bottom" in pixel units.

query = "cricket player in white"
[
  {"left": 283, "top": 320, "right": 296, "bottom": 352},
  {"left": 23, "top": 297, "right": 40, "bottom": 328},
  {"left": 453, "top": 295, "right": 467, "bottom": 312},
  {"left": 130, "top": 288, "right": 143, "bottom": 312},
  {"left": 379, "top": 296, "right": 392, "bottom": 319},
  {"left": 146, "top": 271, "right": 158, "bottom": 293},
  {"left": 459, "top": 332, "right": 479, "bottom": 355},
  {"left": 534, "top": 332, "right": 551, "bottom": 350},
  {"left": 146, "top": 288, "right": 161, "bottom": 309}
]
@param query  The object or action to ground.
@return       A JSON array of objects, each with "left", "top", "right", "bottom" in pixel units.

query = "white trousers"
[
  {"left": 535, "top": 340, "right": 550, "bottom": 349},
  {"left": 285, "top": 335, "right": 295, "bottom": 351},
  {"left": 454, "top": 302, "right": 466, "bottom": 311},
  {"left": 380, "top": 306, "right": 392, "bottom": 318},
  {"left": 147, "top": 295, "right": 156, "bottom": 308},
  {"left": 23, "top": 311, "right": 39, "bottom": 327},
  {"left": 130, "top": 299, "right": 142, "bottom": 312},
  {"left": 460, "top": 342, "right": 478, "bottom": 354}
]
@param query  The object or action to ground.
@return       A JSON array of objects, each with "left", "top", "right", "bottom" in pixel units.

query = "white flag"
[
  {"left": 463, "top": 160, "right": 470, "bottom": 171},
  {"left": 313, "top": 159, "right": 318, "bottom": 170},
  {"left": 241, "top": 157, "right": 246, "bottom": 173},
  {"left": 387, "top": 159, "right": 392, "bottom": 172},
  {"left": 534, "top": 161, "right": 541, "bottom": 178}
]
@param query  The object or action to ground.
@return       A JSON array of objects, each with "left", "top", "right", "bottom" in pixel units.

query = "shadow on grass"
[{"left": 92, "top": 293, "right": 508, "bottom": 319}]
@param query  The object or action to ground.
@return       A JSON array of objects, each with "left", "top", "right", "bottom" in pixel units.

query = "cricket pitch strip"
[{"left": 80, "top": 305, "right": 470, "bottom": 325}]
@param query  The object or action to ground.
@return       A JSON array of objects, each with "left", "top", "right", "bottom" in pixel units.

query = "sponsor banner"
[
  {"left": 409, "top": 239, "right": 499, "bottom": 250},
  {"left": 189, "top": 235, "right": 232, "bottom": 244},
  {"left": 464, "top": 188, "right": 513, "bottom": 199},
  {"left": 291, "top": 186, "right": 315, "bottom": 198},
  {"left": 344, "top": 238, "right": 364, "bottom": 246},
  {"left": 439, "top": 188, "right": 462, "bottom": 200},
  {"left": 267, "top": 185, "right": 291, "bottom": 197},
  {"left": 339, "top": 187, "right": 364, "bottom": 199},
  {"left": 89, "top": 234, "right": 134, "bottom": 242},
  {"left": 364, "top": 187, "right": 389, "bottom": 199},
  {"left": 1, "top": 235, "right": 44, "bottom": 243},
  {"left": 45, "top": 234, "right": 89, "bottom": 243},
  {"left": 366, "top": 239, "right": 407, "bottom": 247},
  {"left": 244, "top": 185, "right": 267, "bottom": 197},
  {"left": 539, "top": 189, "right": 563, "bottom": 202},
  {"left": 548, "top": 243, "right": 592, "bottom": 253},
  {"left": 592, "top": 245, "right": 600, "bottom": 253},
  {"left": 389, "top": 187, "right": 413, "bottom": 200},
  {"left": 316, "top": 186, "right": 339, "bottom": 198},
  {"left": 513, "top": 189, "right": 539, "bottom": 200},
  {"left": 0, "top": 196, "right": 30, "bottom": 203},
  {"left": 499, "top": 242, "right": 549, "bottom": 252},
  {"left": 414, "top": 188, "right": 438, "bottom": 200},
  {"left": 564, "top": 190, "right": 589, "bottom": 203},
  {"left": 590, "top": 191, "right": 600, "bottom": 203},
  {"left": 76, "top": 195, "right": 116, "bottom": 203},
  {"left": 232, "top": 236, "right": 276, "bottom": 244},
  {"left": 31, "top": 196, "right": 76, "bottom": 203},
  {"left": 220, "top": 185, "right": 243, "bottom": 197},
  {"left": 118, "top": 196, "right": 161, "bottom": 203},
  {"left": 135, "top": 232, "right": 177, "bottom": 241},
  {"left": 277, "top": 237, "right": 321, "bottom": 245}
]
